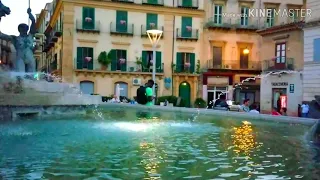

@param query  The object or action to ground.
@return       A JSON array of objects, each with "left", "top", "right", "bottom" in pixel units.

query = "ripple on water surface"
[{"left": 0, "top": 114, "right": 319, "bottom": 179}]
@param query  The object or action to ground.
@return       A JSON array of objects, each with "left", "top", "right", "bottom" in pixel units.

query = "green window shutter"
[
  {"left": 82, "top": 7, "right": 89, "bottom": 29},
  {"left": 190, "top": 53, "right": 195, "bottom": 73},
  {"left": 148, "top": 0, "right": 158, "bottom": 4},
  {"left": 142, "top": 51, "right": 148, "bottom": 72},
  {"left": 116, "top": 11, "right": 128, "bottom": 33},
  {"left": 181, "top": 17, "right": 192, "bottom": 37},
  {"left": 121, "top": 50, "right": 127, "bottom": 72},
  {"left": 88, "top": 8, "right": 95, "bottom": 29},
  {"left": 156, "top": 51, "right": 162, "bottom": 72},
  {"left": 110, "top": 49, "right": 117, "bottom": 71},
  {"left": 77, "top": 47, "right": 83, "bottom": 69},
  {"left": 88, "top": 48, "right": 94, "bottom": 70},
  {"left": 182, "top": 0, "right": 192, "bottom": 7},
  {"left": 176, "top": 52, "right": 182, "bottom": 72},
  {"left": 146, "top": 13, "right": 158, "bottom": 30}
]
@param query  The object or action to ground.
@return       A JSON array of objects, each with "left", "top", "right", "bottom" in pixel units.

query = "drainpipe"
[{"left": 171, "top": 0, "right": 175, "bottom": 96}]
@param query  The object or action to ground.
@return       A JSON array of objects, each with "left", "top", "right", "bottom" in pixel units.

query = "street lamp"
[
  {"left": 147, "top": 29, "right": 163, "bottom": 104},
  {"left": 243, "top": 47, "right": 250, "bottom": 55}
]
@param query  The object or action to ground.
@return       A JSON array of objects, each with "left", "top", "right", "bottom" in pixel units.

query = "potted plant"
[
  {"left": 196, "top": 60, "right": 200, "bottom": 74},
  {"left": 136, "top": 57, "right": 142, "bottom": 72},
  {"left": 85, "top": 17, "right": 92, "bottom": 22},
  {"left": 194, "top": 98, "right": 206, "bottom": 108},
  {"left": 98, "top": 51, "right": 111, "bottom": 70}
]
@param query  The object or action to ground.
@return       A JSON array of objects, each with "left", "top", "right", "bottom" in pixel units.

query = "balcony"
[
  {"left": 76, "top": 20, "right": 100, "bottom": 33},
  {"left": 111, "top": 0, "right": 134, "bottom": 3},
  {"left": 177, "top": 0, "right": 199, "bottom": 9},
  {"left": 141, "top": 25, "right": 164, "bottom": 38},
  {"left": 54, "top": 22, "right": 62, "bottom": 37},
  {"left": 206, "top": 60, "right": 261, "bottom": 71},
  {"left": 176, "top": 28, "right": 198, "bottom": 41},
  {"left": 174, "top": 64, "right": 195, "bottom": 74},
  {"left": 262, "top": 58, "right": 295, "bottom": 72},
  {"left": 234, "top": 18, "right": 259, "bottom": 30},
  {"left": 110, "top": 22, "right": 134, "bottom": 36},
  {"left": 205, "top": 17, "right": 232, "bottom": 30},
  {"left": 142, "top": 0, "right": 164, "bottom": 6}
]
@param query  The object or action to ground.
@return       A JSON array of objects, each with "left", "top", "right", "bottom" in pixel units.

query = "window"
[
  {"left": 314, "top": 38, "right": 320, "bottom": 62},
  {"left": 176, "top": 52, "right": 195, "bottom": 73},
  {"left": 76, "top": 47, "right": 94, "bottom": 70},
  {"left": 82, "top": 7, "right": 95, "bottom": 29},
  {"left": 142, "top": 51, "right": 162, "bottom": 72},
  {"left": 110, "top": 49, "right": 127, "bottom": 71},
  {"left": 214, "top": 5, "right": 223, "bottom": 24},
  {"left": 116, "top": 11, "right": 128, "bottom": 33},
  {"left": 80, "top": 81, "right": 94, "bottom": 95},
  {"left": 114, "top": 82, "right": 128, "bottom": 98},
  {"left": 275, "top": 43, "right": 286, "bottom": 63},
  {"left": 266, "top": 8, "right": 275, "bottom": 27},
  {"left": 181, "top": 17, "right": 192, "bottom": 37},
  {"left": 146, "top": 13, "right": 158, "bottom": 30},
  {"left": 241, "top": 7, "right": 249, "bottom": 26},
  {"left": 290, "top": 10, "right": 299, "bottom": 22}
]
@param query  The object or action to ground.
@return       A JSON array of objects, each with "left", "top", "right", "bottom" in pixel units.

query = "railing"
[
  {"left": 141, "top": 25, "right": 164, "bottom": 37},
  {"left": 177, "top": 0, "right": 199, "bottom": 9},
  {"left": 174, "top": 63, "right": 195, "bottom": 73},
  {"left": 142, "top": 0, "right": 164, "bottom": 6},
  {"left": 176, "top": 28, "right": 198, "bottom": 40},
  {"left": 76, "top": 20, "right": 100, "bottom": 32},
  {"left": 110, "top": 22, "right": 134, "bottom": 35},
  {"left": 207, "top": 60, "right": 261, "bottom": 70},
  {"left": 262, "top": 58, "right": 295, "bottom": 72},
  {"left": 234, "top": 18, "right": 259, "bottom": 30},
  {"left": 54, "top": 22, "right": 62, "bottom": 37},
  {"left": 111, "top": 0, "right": 134, "bottom": 3},
  {"left": 205, "top": 17, "right": 232, "bottom": 28}
]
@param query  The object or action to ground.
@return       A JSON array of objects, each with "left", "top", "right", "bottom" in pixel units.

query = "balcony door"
[
  {"left": 213, "top": 47, "right": 222, "bottom": 68},
  {"left": 275, "top": 43, "right": 286, "bottom": 69},
  {"left": 240, "top": 48, "right": 249, "bottom": 69}
]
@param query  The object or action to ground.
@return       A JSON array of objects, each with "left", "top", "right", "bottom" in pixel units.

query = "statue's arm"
[
  {"left": 28, "top": 9, "right": 37, "bottom": 35},
  {"left": 0, "top": 32, "right": 15, "bottom": 42}
]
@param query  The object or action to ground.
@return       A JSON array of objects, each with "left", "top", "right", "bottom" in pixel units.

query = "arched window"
[
  {"left": 114, "top": 82, "right": 128, "bottom": 97},
  {"left": 80, "top": 81, "right": 94, "bottom": 94}
]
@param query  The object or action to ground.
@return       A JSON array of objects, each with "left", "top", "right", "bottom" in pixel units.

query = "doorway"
[
  {"left": 275, "top": 43, "right": 286, "bottom": 69},
  {"left": 212, "top": 47, "right": 222, "bottom": 68},
  {"left": 179, "top": 82, "right": 191, "bottom": 107},
  {"left": 207, "top": 86, "right": 228, "bottom": 107},
  {"left": 272, "top": 88, "right": 287, "bottom": 110},
  {"left": 240, "top": 48, "right": 249, "bottom": 69}
]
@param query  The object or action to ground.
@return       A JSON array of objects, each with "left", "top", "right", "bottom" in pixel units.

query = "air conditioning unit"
[{"left": 132, "top": 78, "right": 142, "bottom": 86}]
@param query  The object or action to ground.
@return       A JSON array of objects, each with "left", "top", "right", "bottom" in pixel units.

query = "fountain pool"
[{"left": 0, "top": 105, "right": 319, "bottom": 179}]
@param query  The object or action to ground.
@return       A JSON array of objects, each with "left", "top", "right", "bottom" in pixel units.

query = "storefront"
[{"left": 260, "top": 73, "right": 302, "bottom": 116}]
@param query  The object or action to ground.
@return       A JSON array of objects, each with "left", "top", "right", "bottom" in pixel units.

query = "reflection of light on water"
[
  {"left": 140, "top": 142, "right": 161, "bottom": 179},
  {"left": 231, "top": 121, "right": 261, "bottom": 156},
  {"left": 94, "top": 122, "right": 161, "bottom": 132}
]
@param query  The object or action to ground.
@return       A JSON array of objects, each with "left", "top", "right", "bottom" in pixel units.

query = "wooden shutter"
[
  {"left": 88, "top": 48, "right": 94, "bottom": 70},
  {"left": 110, "top": 49, "right": 117, "bottom": 71},
  {"left": 190, "top": 53, "right": 195, "bottom": 73},
  {"left": 121, "top": 50, "right": 127, "bottom": 72},
  {"left": 142, "top": 51, "right": 148, "bottom": 72},
  {"left": 176, "top": 52, "right": 182, "bottom": 72},
  {"left": 146, "top": 13, "right": 158, "bottom": 30},
  {"left": 116, "top": 11, "right": 128, "bottom": 32},
  {"left": 182, "top": 0, "right": 192, "bottom": 7},
  {"left": 181, "top": 17, "right": 192, "bottom": 37},
  {"left": 156, "top": 51, "right": 162, "bottom": 72},
  {"left": 82, "top": 7, "right": 89, "bottom": 29},
  {"left": 88, "top": 8, "right": 95, "bottom": 29},
  {"left": 77, "top": 47, "right": 83, "bottom": 69}
]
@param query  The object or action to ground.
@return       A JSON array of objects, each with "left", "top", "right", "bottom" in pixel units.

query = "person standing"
[
  {"left": 240, "top": 99, "right": 250, "bottom": 112},
  {"left": 249, "top": 104, "right": 260, "bottom": 114},
  {"left": 301, "top": 103, "right": 310, "bottom": 118},
  {"left": 136, "top": 79, "right": 155, "bottom": 106}
]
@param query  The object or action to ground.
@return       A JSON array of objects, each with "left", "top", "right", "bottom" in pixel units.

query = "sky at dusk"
[{"left": 0, "top": 0, "right": 52, "bottom": 35}]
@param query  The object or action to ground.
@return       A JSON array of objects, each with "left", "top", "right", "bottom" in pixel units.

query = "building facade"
[
  {"left": 303, "top": 0, "right": 320, "bottom": 102},
  {"left": 37, "top": 0, "right": 205, "bottom": 107},
  {"left": 258, "top": 0, "right": 305, "bottom": 116}
]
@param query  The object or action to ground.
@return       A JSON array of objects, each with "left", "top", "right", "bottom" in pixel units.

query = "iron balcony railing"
[
  {"left": 262, "top": 58, "right": 295, "bottom": 72},
  {"left": 176, "top": 28, "right": 198, "bottom": 40},
  {"left": 207, "top": 60, "right": 261, "bottom": 70},
  {"left": 174, "top": 63, "right": 195, "bottom": 73},
  {"left": 111, "top": 0, "right": 134, "bottom": 3},
  {"left": 76, "top": 20, "right": 100, "bottom": 32},
  {"left": 234, "top": 17, "right": 259, "bottom": 30},
  {"left": 177, "top": 0, "right": 199, "bottom": 9},
  {"left": 205, "top": 17, "right": 232, "bottom": 28},
  {"left": 142, "top": 0, "right": 164, "bottom": 6},
  {"left": 110, "top": 22, "right": 134, "bottom": 35},
  {"left": 141, "top": 25, "right": 164, "bottom": 37}
]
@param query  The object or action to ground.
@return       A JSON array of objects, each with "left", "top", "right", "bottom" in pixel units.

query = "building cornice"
[
  {"left": 304, "top": 19, "right": 320, "bottom": 29},
  {"left": 257, "top": 21, "right": 304, "bottom": 36}
]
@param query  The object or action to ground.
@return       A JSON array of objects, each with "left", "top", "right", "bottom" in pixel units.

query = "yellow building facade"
[{"left": 38, "top": 0, "right": 205, "bottom": 107}]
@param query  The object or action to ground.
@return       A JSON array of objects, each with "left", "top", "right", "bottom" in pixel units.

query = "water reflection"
[
  {"left": 139, "top": 141, "right": 161, "bottom": 179},
  {"left": 231, "top": 121, "right": 261, "bottom": 157}
]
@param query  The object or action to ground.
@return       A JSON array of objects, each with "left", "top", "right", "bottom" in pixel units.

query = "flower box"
[
  {"left": 184, "top": 62, "right": 191, "bottom": 67},
  {"left": 149, "top": 23, "right": 155, "bottom": 28},
  {"left": 119, "top": 58, "right": 126, "bottom": 64},
  {"left": 186, "top": 26, "right": 192, "bottom": 32},
  {"left": 85, "top": 17, "right": 92, "bottom": 22},
  {"left": 120, "top": 20, "right": 126, "bottom": 25},
  {"left": 85, "top": 57, "right": 92, "bottom": 62}
]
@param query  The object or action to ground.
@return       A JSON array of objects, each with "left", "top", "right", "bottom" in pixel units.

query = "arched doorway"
[
  {"left": 80, "top": 81, "right": 94, "bottom": 94},
  {"left": 179, "top": 82, "right": 191, "bottom": 107},
  {"left": 114, "top": 82, "right": 128, "bottom": 97}
]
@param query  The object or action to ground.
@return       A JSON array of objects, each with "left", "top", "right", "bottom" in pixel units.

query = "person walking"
[{"left": 301, "top": 103, "right": 310, "bottom": 118}]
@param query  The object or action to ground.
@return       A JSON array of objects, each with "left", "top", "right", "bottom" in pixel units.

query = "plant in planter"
[
  {"left": 194, "top": 98, "right": 206, "bottom": 108},
  {"left": 186, "top": 26, "right": 192, "bottom": 32},
  {"left": 98, "top": 51, "right": 111, "bottom": 70},
  {"left": 120, "top": 20, "right": 126, "bottom": 25},
  {"left": 184, "top": 62, "right": 190, "bottom": 72},
  {"left": 136, "top": 57, "right": 142, "bottom": 72},
  {"left": 85, "top": 17, "right": 92, "bottom": 22},
  {"left": 196, "top": 60, "right": 200, "bottom": 74},
  {"left": 149, "top": 23, "right": 156, "bottom": 28},
  {"left": 119, "top": 58, "right": 126, "bottom": 64}
]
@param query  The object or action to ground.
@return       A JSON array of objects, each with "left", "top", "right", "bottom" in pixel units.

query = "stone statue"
[
  {"left": 0, "top": 0, "right": 10, "bottom": 21},
  {"left": 0, "top": 7, "right": 37, "bottom": 72}
]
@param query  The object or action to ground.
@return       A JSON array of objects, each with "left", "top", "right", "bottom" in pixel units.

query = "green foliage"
[
  {"left": 136, "top": 57, "right": 142, "bottom": 65},
  {"left": 194, "top": 98, "right": 206, "bottom": 108},
  {"left": 196, "top": 60, "right": 200, "bottom": 74},
  {"left": 98, "top": 51, "right": 111, "bottom": 66}
]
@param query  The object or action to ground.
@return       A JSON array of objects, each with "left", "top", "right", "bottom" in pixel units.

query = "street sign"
[{"left": 289, "top": 84, "right": 294, "bottom": 93}]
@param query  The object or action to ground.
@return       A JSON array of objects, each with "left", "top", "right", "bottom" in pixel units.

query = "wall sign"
[
  {"left": 289, "top": 84, "right": 294, "bottom": 93},
  {"left": 272, "top": 82, "right": 288, "bottom": 86}
]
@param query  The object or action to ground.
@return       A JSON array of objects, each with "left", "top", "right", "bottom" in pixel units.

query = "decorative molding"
[
  {"left": 142, "top": 44, "right": 161, "bottom": 48},
  {"left": 78, "top": 39, "right": 98, "bottom": 43},
  {"left": 177, "top": 46, "right": 195, "bottom": 51},
  {"left": 236, "top": 41, "right": 254, "bottom": 45},
  {"left": 112, "top": 42, "right": 131, "bottom": 46},
  {"left": 273, "top": 34, "right": 290, "bottom": 40}
]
